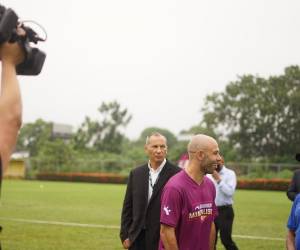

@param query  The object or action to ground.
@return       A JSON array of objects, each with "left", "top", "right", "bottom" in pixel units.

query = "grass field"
[{"left": 0, "top": 180, "right": 292, "bottom": 250}]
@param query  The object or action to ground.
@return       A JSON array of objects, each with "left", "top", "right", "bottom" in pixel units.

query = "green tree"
[
  {"left": 201, "top": 65, "right": 300, "bottom": 160},
  {"left": 180, "top": 124, "right": 217, "bottom": 138},
  {"left": 72, "top": 101, "right": 132, "bottom": 153},
  {"left": 31, "top": 140, "right": 76, "bottom": 173},
  {"left": 17, "top": 119, "right": 53, "bottom": 156}
]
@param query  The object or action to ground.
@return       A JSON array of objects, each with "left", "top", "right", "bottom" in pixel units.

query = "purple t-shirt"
[{"left": 159, "top": 170, "right": 217, "bottom": 250}]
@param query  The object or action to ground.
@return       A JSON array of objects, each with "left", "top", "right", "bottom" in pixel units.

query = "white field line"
[
  {"left": 233, "top": 234, "right": 284, "bottom": 241},
  {"left": 0, "top": 217, "right": 284, "bottom": 241},
  {"left": 0, "top": 217, "right": 119, "bottom": 229}
]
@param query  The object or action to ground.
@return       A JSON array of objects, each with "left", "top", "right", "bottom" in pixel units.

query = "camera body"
[{"left": 0, "top": 5, "right": 46, "bottom": 75}]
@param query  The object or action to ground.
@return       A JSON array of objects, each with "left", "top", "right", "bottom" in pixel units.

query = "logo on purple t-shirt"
[
  {"left": 189, "top": 202, "right": 213, "bottom": 221},
  {"left": 163, "top": 206, "right": 171, "bottom": 216}
]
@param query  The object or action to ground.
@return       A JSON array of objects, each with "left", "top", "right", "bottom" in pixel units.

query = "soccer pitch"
[{"left": 0, "top": 180, "right": 291, "bottom": 250}]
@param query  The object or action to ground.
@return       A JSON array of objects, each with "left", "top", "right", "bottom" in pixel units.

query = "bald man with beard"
[{"left": 159, "top": 134, "right": 221, "bottom": 250}]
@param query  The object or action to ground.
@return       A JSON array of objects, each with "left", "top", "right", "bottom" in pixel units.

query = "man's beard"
[{"left": 202, "top": 154, "right": 215, "bottom": 174}]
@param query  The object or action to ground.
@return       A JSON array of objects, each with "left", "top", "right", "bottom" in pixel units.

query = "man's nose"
[{"left": 156, "top": 146, "right": 163, "bottom": 152}]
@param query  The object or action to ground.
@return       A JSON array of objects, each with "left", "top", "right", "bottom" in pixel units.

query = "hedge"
[
  {"left": 36, "top": 173, "right": 292, "bottom": 191},
  {"left": 237, "top": 178, "right": 290, "bottom": 191}
]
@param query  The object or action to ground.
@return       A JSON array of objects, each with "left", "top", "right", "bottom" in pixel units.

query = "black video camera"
[{"left": 0, "top": 5, "right": 46, "bottom": 75}]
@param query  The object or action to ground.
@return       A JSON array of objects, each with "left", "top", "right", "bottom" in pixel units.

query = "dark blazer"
[
  {"left": 287, "top": 170, "right": 300, "bottom": 201},
  {"left": 120, "top": 160, "right": 181, "bottom": 250}
]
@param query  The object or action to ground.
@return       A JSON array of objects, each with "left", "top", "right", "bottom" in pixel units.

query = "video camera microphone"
[{"left": 0, "top": 5, "right": 46, "bottom": 75}]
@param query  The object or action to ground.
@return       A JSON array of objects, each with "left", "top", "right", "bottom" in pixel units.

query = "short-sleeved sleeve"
[
  {"left": 287, "top": 195, "right": 300, "bottom": 230},
  {"left": 160, "top": 186, "right": 182, "bottom": 227}
]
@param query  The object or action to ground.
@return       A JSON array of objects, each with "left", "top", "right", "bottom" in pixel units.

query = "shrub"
[
  {"left": 35, "top": 172, "right": 291, "bottom": 191},
  {"left": 237, "top": 178, "right": 290, "bottom": 191}
]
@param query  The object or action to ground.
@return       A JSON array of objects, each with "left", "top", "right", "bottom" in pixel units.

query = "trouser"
[
  {"left": 129, "top": 230, "right": 146, "bottom": 250},
  {"left": 214, "top": 205, "right": 238, "bottom": 250}
]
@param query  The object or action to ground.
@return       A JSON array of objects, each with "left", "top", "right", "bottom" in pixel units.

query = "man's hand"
[
  {"left": 0, "top": 28, "right": 25, "bottom": 65},
  {"left": 0, "top": 42, "right": 24, "bottom": 66},
  {"left": 212, "top": 170, "right": 221, "bottom": 183},
  {"left": 122, "top": 238, "right": 131, "bottom": 249}
]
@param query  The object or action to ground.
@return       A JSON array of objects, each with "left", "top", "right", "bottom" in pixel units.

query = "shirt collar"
[{"left": 148, "top": 158, "right": 166, "bottom": 173}]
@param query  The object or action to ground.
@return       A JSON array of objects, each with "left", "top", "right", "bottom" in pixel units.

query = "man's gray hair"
[{"left": 145, "top": 132, "right": 167, "bottom": 145}]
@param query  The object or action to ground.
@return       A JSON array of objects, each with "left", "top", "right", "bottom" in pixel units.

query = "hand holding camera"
[{"left": 0, "top": 4, "right": 46, "bottom": 75}]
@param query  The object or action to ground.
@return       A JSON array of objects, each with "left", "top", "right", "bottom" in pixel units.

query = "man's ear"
[
  {"left": 197, "top": 150, "right": 204, "bottom": 161},
  {"left": 144, "top": 144, "right": 148, "bottom": 154}
]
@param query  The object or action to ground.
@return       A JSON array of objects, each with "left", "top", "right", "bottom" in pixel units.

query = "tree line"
[{"left": 16, "top": 65, "right": 300, "bottom": 174}]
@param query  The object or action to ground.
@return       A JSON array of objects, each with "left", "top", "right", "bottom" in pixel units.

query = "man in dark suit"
[
  {"left": 287, "top": 153, "right": 300, "bottom": 201},
  {"left": 120, "top": 132, "right": 181, "bottom": 250}
]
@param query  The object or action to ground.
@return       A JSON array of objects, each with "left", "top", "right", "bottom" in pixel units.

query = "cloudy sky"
[{"left": 2, "top": 0, "right": 300, "bottom": 139}]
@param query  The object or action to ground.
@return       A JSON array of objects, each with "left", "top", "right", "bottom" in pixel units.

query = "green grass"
[{"left": 0, "top": 180, "right": 292, "bottom": 249}]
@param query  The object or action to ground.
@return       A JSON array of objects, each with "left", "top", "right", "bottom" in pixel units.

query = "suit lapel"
[{"left": 140, "top": 165, "right": 149, "bottom": 206}]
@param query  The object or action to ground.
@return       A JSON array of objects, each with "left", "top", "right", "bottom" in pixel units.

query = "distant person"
[
  {"left": 120, "top": 132, "right": 181, "bottom": 250},
  {"left": 286, "top": 153, "right": 300, "bottom": 201},
  {"left": 286, "top": 193, "right": 300, "bottom": 249},
  {"left": 159, "top": 134, "right": 220, "bottom": 250},
  {"left": 177, "top": 152, "right": 189, "bottom": 169},
  {"left": 207, "top": 156, "right": 239, "bottom": 250},
  {"left": 287, "top": 154, "right": 300, "bottom": 201},
  {"left": 0, "top": 38, "right": 25, "bottom": 244}
]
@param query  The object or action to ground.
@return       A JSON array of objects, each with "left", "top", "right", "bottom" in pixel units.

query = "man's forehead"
[
  {"left": 209, "top": 144, "right": 219, "bottom": 153},
  {"left": 148, "top": 136, "right": 166, "bottom": 144}
]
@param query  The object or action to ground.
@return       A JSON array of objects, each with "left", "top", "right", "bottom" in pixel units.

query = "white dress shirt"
[
  {"left": 207, "top": 165, "right": 237, "bottom": 207},
  {"left": 148, "top": 159, "right": 166, "bottom": 202}
]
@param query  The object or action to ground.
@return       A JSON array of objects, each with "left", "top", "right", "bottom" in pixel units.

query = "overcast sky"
[{"left": 2, "top": 0, "right": 300, "bottom": 139}]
